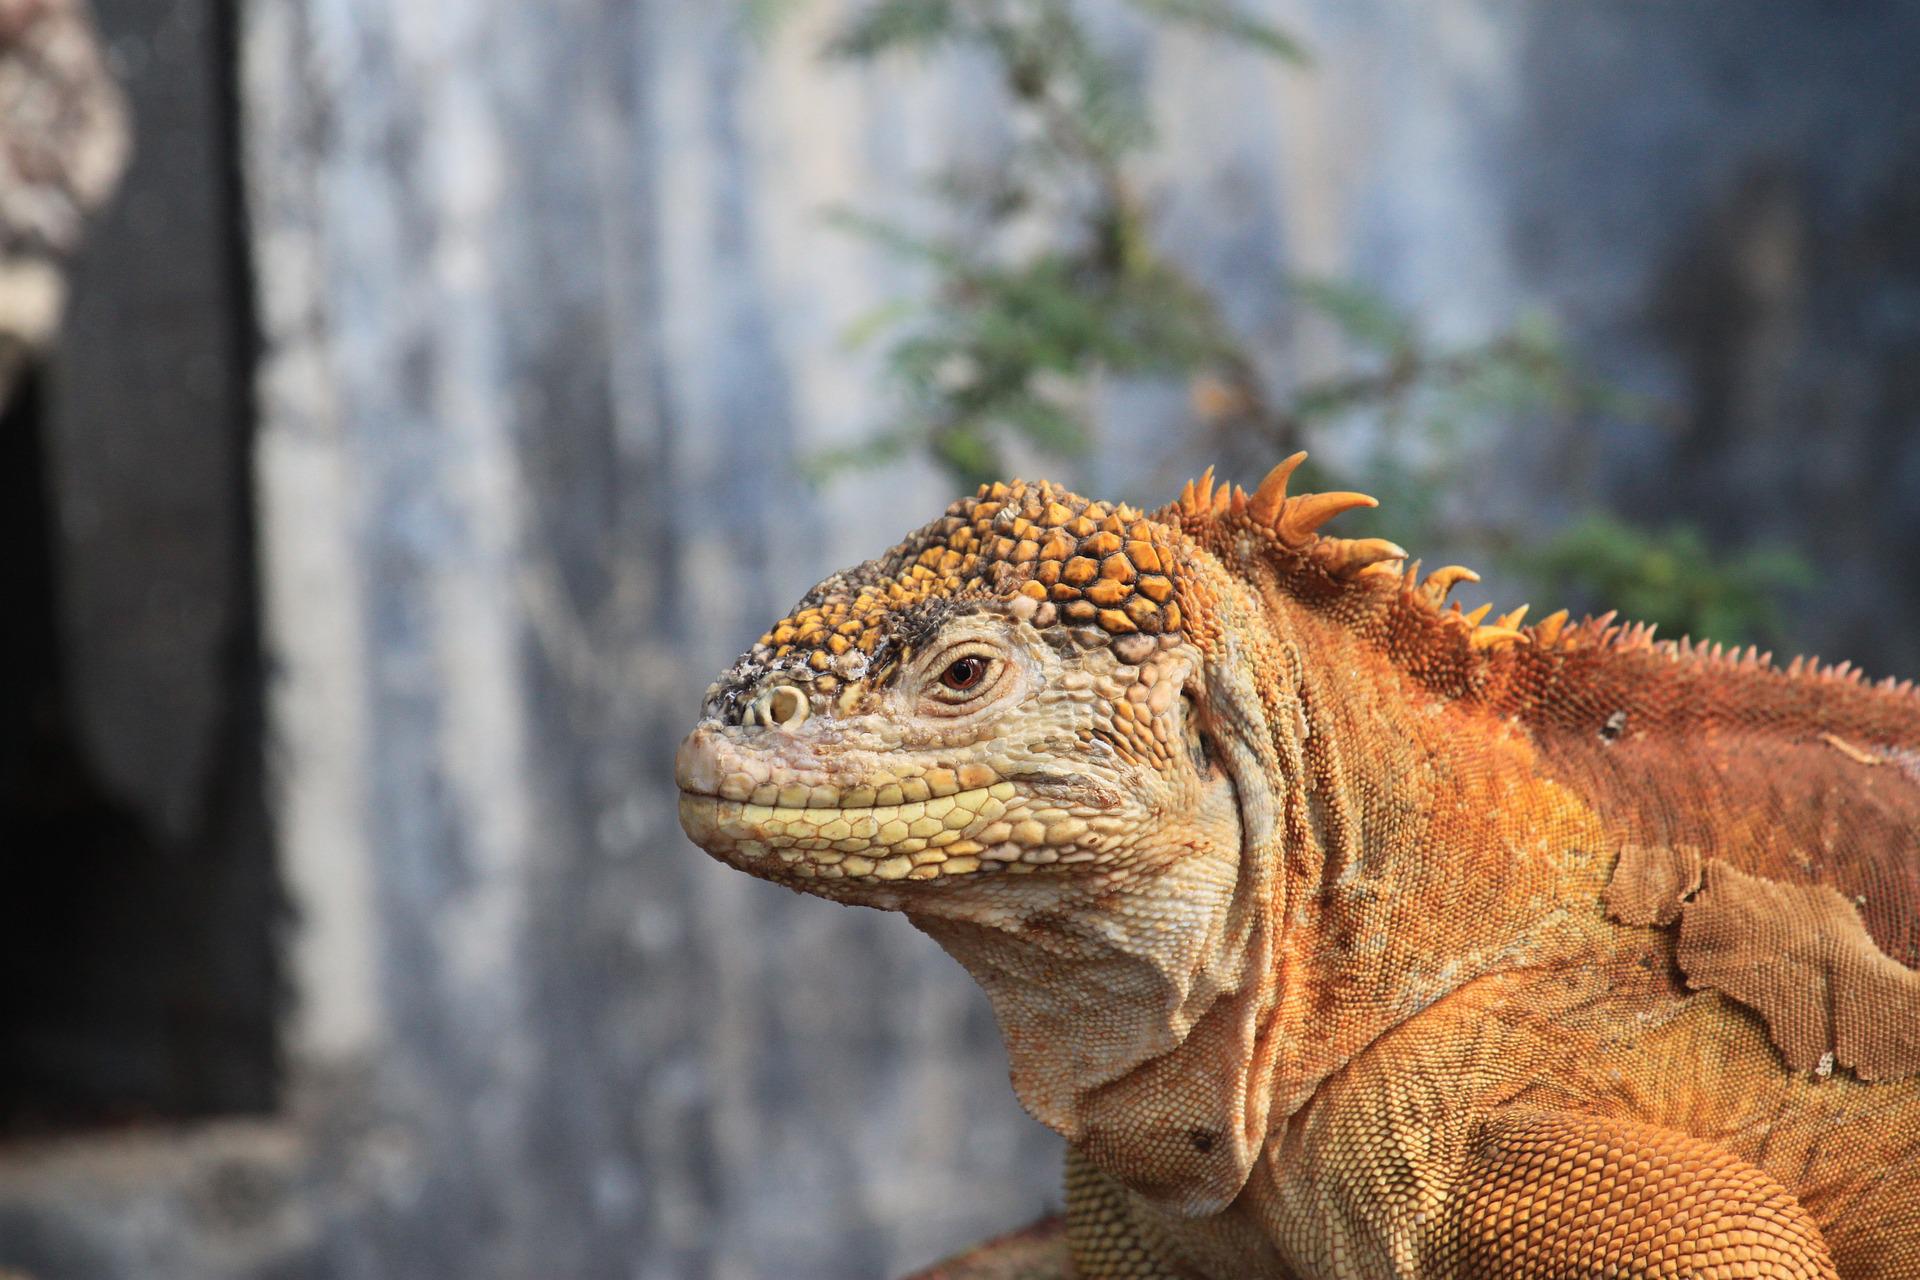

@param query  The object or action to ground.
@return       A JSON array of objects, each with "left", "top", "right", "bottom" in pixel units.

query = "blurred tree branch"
[
  {"left": 756, "top": 0, "right": 1806, "bottom": 646},
  {"left": 770, "top": 0, "right": 1596, "bottom": 492}
]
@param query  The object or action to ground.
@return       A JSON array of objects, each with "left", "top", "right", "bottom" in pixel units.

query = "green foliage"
[
  {"left": 1286, "top": 276, "right": 1416, "bottom": 354},
  {"left": 809, "top": 234, "right": 1236, "bottom": 488},
  {"left": 760, "top": 0, "right": 1806, "bottom": 647},
  {"left": 1118, "top": 0, "right": 1308, "bottom": 62},
  {"left": 1279, "top": 285, "right": 1592, "bottom": 440},
  {"left": 740, "top": 0, "right": 816, "bottom": 43},
  {"left": 777, "top": 0, "right": 1276, "bottom": 486},
  {"left": 824, "top": 0, "right": 961, "bottom": 57},
  {"left": 789, "top": 1, "right": 1603, "bottom": 492},
  {"left": 1518, "top": 515, "right": 1812, "bottom": 648}
]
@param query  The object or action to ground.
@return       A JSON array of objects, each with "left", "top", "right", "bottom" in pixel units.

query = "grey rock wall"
[{"left": 244, "top": 1, "right": 1062, "bottom": 1275}]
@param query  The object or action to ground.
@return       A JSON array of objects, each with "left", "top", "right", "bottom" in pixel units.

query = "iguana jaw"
[
  {"left": 675, "top": 728, "right": 1049, "bottom": 890},
  {"left": 676, "top": 628, "right": 1223, "bottom": 905},
  {"left": 675, "top": 706, "right": 1151, "bottom": 904}
]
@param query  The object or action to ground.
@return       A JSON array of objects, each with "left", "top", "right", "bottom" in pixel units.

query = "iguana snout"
[{"left": 674, "top": 710, "right": 1031, "bottom": 890}]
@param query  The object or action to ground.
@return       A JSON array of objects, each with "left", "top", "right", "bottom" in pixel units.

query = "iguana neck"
[
  {"left": 911, "top": 581, "right": 1611, "bottom": 1214},
  {"left": 909, "top": 837, "right": 1270, "bottom": 1216},
  {"left": 909, "top": 844, "right": 1247, "bottom": 1103}
]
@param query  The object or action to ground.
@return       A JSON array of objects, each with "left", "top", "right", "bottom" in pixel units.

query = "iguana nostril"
[{"left": 764, "top": 685, "right": 809, "bottom": 729}]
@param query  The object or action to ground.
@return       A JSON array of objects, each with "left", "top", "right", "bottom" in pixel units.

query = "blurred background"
[{"left": 0, "top": 0, "right": 1915, "bottom": 1276}]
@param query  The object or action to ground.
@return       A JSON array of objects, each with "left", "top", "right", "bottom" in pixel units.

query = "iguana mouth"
[
  {"left": 677, "top": 724, "right": 1126, "bottom": 882},
  {"left": 677, "top": 785, "right": 1018, "bottom": 882},
  {"left": 678, "top": 780, "right": 1125, "bottom": 883}
]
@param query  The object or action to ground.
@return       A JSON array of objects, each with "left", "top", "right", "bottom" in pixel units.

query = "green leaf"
[
  {"left": 931, "top": 422, "right": 1005, "bottom": 488},
  {"left": 1287, "top": 276, "right": 1416, "bottom": 353},
  {"left": 1000, "top": 390, "right": 1091, "bottom": 454},
  {"left": 826, "top": 0, "right": 962, "bottom": 58},
  {"left": 1048, "top": 18, "right": 1156, "bottom": 158},
  {"left": 819, "top": 206, "right": 966, "bottom": 269},
  {"left": 838, "top": 298, "right": 923, "bottom": 352},
  {"left": 1118, "top": 0, "right": 1310, "bottom": 63},
  {"left": 799, "top": 422, "right": 928, "bottom": 482},
  {"left": 741, "top": 0, "right": 814, "bottom": 43},
  {"left": 1516, "top": 515, "right": 1812, "bottom": 647}
]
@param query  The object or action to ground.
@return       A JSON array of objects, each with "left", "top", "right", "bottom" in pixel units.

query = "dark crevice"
[
  {"left": 0, "top": 368, "right": 173, "bottom": 1133},
  {"left": 0, "top": 0, "right": 280, "bottom": 1135},
  {"left": 197, "top": 0, "right": 286, "bottom": 1114}
]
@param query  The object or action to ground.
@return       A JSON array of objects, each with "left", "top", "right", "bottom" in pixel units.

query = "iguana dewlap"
[{"left": 676, "top": 456, "right": 1920, "bottom": 1279}]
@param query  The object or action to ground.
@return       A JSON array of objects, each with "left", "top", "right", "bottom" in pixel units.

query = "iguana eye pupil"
[{"left": 941, "top": 657, "right": 987, "bottom": 691}]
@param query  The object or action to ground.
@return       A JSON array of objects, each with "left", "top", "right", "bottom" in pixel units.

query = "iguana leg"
[
  {"left": 1428, "top": 1110, "right": 1839, "bottom": 1279},
  {"left": 1063, "top": 1148, "right": 1190, "bottom": 1279}
]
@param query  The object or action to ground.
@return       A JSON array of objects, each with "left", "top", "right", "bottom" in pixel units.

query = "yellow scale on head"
[
  {"left": 755, "top": 479, "right": 1186, "bottom": 678},
  {"left": 742, "top": 450, "right": 1589, "bottom": 705}
]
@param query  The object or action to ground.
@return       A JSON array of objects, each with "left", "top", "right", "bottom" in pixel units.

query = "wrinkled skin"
[{"left": 677, "top": 468, "right": 1920, "bottom": 1279}]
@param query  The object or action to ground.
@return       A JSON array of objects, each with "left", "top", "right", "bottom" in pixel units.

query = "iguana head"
[
  {"left": 677, "top": 453, "right": 1421, "bottom": 924},
  {"left": 675, "top": 473, "right": 1250, "bottom": 913}
]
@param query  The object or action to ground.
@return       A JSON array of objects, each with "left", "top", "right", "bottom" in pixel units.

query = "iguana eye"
[
  {"left": 918, "top": 644, "right": 1012, "bottom": 716},
  {"left": 940, "top": 656, "right": 988, "bottom": 691}
]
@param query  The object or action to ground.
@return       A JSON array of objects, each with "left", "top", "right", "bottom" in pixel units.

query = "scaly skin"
[{"left": 676, "top": 456, "right": 1920, "bottom": 1279}]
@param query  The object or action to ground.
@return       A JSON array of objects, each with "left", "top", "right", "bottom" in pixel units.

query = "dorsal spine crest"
[{"left": 1164, "top": 454, "right": 1916, "bottom": 704}]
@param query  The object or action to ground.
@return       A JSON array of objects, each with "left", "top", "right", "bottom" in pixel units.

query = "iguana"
[{"left": 675, "top": 456, "right": 1920, "bottom": 1279}]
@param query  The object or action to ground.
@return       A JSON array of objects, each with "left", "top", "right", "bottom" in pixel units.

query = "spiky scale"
[
  {"left": 1247, "top": 451, "right": 1309, "bottom": 526},
  {"left": 1534, "top": 608, "right": 1571, "bottom": 646},
  {"left": 1189, "top": 465, "right": 1218, "bottom": 519},
  {"left": 1275, "top": 491, "right": 1378, "bottom": 546},
  {"left": 1421, "top": 565, "right": 1481, "bottom": 608},
  {"left": 1316, "top": 536, "right": 1408, "bottom": 578}
]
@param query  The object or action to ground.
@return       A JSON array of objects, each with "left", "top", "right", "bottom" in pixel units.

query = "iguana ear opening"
[{"left": 1179, "top": 686, "right": 1223, "bottom": 779}]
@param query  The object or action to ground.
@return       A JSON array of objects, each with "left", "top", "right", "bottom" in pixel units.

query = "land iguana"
[{"left": 675, "top": 456, "right": 1920, "bottom": 1278}]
